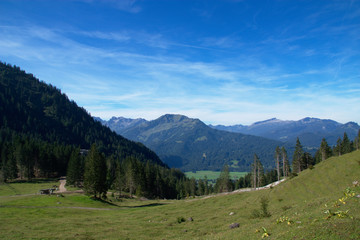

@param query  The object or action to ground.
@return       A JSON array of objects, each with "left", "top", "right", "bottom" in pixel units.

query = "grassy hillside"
[{"left": 1, "top": 151, "right": 359, "bottom": 239}]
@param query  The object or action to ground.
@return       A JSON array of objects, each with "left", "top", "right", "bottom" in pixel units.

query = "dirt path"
[
  {"left": 185, "top": 178, "right": 286, "bottom": 202},
  {"left": 58, "top": 177, "right": 67, "bottom": 192}
]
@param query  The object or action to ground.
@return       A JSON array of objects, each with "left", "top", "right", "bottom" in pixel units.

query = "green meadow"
[
  {"left": 185, "top": 171, "right": 247, "bottom": 181},
  {"left": 1, "top": 151, "right": 360, "bottom": 239}
]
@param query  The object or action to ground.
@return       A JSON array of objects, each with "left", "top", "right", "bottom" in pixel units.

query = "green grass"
[
  {"left": 1, "top": 151, "right": 360, "bottom": 239},
  {"left": 0, "top": 179, "right": 59, "bottom": 196},
  {"left": 185, "top": 170, "right": 247, "bottom": 181}
]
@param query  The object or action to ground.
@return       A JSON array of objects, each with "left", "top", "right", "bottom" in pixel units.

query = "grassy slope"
[{"left": 0, "top": 151, "right": 359, "bottom": 239}]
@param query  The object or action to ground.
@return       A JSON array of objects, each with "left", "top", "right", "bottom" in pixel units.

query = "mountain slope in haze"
[
  {"left": 101, "top": 114, "right": 282, "bottom": 171},
  {"left": 0, "top": 62, "right": 164, "bottom": 167},
  {"left": 99, "top": 116, "right": 146, "bottom": 134},
  {"left": 210, "top": 117, "right": 360, "bottom": 147}
]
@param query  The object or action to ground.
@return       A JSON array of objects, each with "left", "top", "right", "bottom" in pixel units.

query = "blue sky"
[{"left": 0, "top": 0, "right": 359, "bottom": 125}]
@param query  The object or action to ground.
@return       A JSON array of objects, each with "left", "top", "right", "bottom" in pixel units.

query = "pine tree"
[
  {"left": 252, "top": 154, "right": 264, "bottom": 189},
  {"left": 83, "top": 144, "right": 108, "bottom": 198},
  {"left": 341, "top": 132, "right": 352, "bottom": 154},
  {"left": 256, "top": 160, "right": 264, "bottom": 187},
  {"left": 334, "top": 137, "right": 342, "bottom": 156},
  {"left": 354, "top": 129, "right": 360, "bottom": 150},
  {"left": 66, "top": 148, "right": 83, "bottom": 187},
  {"left": 275, "top": 146, "right": 281, "bottom": 181},
  {"left": 281, "top": 147, "right": 290, "bottom": 177},
  {"left": 114, "top": 162, "right": 124, "bottom": 197},
  {"left": 215, "top": 164, "right": 232, "bottom": 193},
  {"left": 252, "top": 154, "right": 258, "bottom": 189},
  {"left": 292, "top": 138, "right": 304, "bottom": 173},
  {"left": 319, "top": 138, "right": 331, "bottom": 162}
]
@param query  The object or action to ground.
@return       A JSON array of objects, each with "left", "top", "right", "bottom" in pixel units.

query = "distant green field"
[{"left": 185, "top": 171, "right": 247, "bottom": 181}]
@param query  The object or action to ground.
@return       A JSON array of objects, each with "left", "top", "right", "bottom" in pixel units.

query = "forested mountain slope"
[
  {"left": 101, "top": 114, "right": 282, "bottom": 171},
  {"left": 0, "top": 62, "right": 164, "bottom": 176}
]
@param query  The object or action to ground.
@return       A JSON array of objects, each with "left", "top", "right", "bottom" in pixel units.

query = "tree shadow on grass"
[{"left": 89, "top": 197, "right": 167, "bottom": 208}]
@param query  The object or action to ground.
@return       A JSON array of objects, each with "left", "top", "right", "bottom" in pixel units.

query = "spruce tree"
[
  {"left": 292, "top": 138, "right": 304, "bottom": 173},
  {"left": 66, "top": 148, "right": 82, "bottom": 187},
  {"left": 354, "top": 129, "right": 360, "bottom": 150},
  {"left": 334, "top": 137, "right": 342, "bottom": 156},
  {"left": 281, "top": 147, "right": 290, "bottom": 177},
  {"left": 83, "top": 144, "right": 108, "bottom": 198},
  {"left": 215, "top": 164, "right": 232, "bottom": 193},
  {"left": 341, "top": 132, "right": 352, "bottom": 154},
  {"left": 275, "top": 146, "right": 281, "bottom": 181},
  {"left": 320, "top": 138, "right": 331, "bottom": 162}
]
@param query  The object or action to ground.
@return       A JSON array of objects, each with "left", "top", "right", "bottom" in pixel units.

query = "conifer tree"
[
  {"left": 83, "top": 144, "right": 108, "bottom": 198},
  {"left": 252, "top": 154, "right": 258, "bottom": 189},
  {"left": 256, "top": 159, "right": 264, "bottom": 187},
  {"left": 275, "top": 146, "right": 281, "bottom": 181},
  {"left": 215, "top": 164, "right": 232, "bottom": 193},
  {"left": 114, "top": 162, "right": 124, "bottom": 197},
  {"left": 320, "top": 138, "right": 331, "bottom": 162},
  {"left": 334, "top": 137, "right": 342, "bottom": 156},
  {"left": 281, "top": 147, "right": 290, "bottom": 177},
  {"left": 341, "top": 132, "right": 352, "bottom": 154},
  {"left": 354, "top": 129, "right": 360, "bottom": 150},
  {"left": 292, "top": 138, "right": 304, "bottom": 173},
  {"left": 66, "top": 148, "right": 83, "bottom": 187},
  {"left": 252, "top": 154, "right": 264, "bottom": 189}
]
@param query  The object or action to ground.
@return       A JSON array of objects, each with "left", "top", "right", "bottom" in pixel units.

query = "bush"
[
  {"left": 251, "top": 196, "right": 271, "bottom": 218},
  {"left": 177, "top": 217, "right": 185, "bottom": 224},
  {"left": 260, "top": 197, "right": 271, "bottom": 217}
]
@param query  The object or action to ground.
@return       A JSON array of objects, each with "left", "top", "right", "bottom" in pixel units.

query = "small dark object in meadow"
[
  {"left": 183, "top": 229, "right": 188, "bottom": 232},
  {"left": 229, "top": 223, "right": 240, "bottom": 229},
  {"left": 188, "top": 217, "right": 193, "bottom": 222},
  {"left": 177, "top": 217, "right": 186, "bottom": 224}
]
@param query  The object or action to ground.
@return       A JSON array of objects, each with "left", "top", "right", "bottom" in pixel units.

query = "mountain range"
[
  {"left": 210, "top": 117, "right": 359, "bottom": 147},
  {"left": 96, "top": 114, "right": 283, "bottom": 171},
  {"left": 96, "top": 115, "right": 359, "bottom": 172}
]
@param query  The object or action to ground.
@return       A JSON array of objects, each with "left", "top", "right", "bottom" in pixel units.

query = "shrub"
[
  {"left": 177, "top": 217, "right": 185, "bottom": 224},
  {"left": 251, "top": 196, "right": 271, "bottom": 218}
]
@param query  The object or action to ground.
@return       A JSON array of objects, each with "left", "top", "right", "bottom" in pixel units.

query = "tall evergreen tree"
[
  {"left": 292, "top": 138, "right": 304, "bottom": 173},
  {"left": 83, "top": 144, "right": 108, "bottom": 198},
  {"left": 354, "top": 129, "right": 360, "bottom": 150},
  {"left": 215, "top": 164, "right": 232, "bottom": 193},
  {"left": 334, "top": 137, "right": 342, "bottom": 156},
  {"left": 252, "top": 154, "right": 258, "bottom": 189},
  {"left": 275, "top": 146, "right": 281, "bottom": 181},
  {"left": 281, "top": 147, "right": 290, "bottom": 177},
  {"left": 319, "top": 138, "right": 332, "bottom": 162},
  {"left": 66, "top": 148, "right": 83, "bottom": 187},
  {"left": 256, "top": 159, "right": 264, "bottom": 187},
  {"left": 341, "top": 132, "right": 352, "bottom": 154}
]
